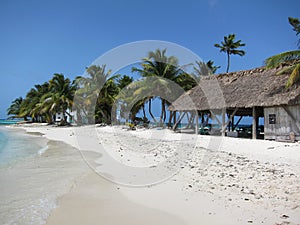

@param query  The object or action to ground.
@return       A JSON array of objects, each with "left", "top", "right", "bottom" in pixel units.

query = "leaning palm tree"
[
  {"left": 214, "top": 34, "right": 246, "bottom": 73},
  {"left": 265, "top": 17, "right": 300, "bottom": 88},
  {"left": 7, "top": 97, "right": 26, "bottom": 120},
  {"left": 19, "top": 82, "right": 50, "bottom": 122}
]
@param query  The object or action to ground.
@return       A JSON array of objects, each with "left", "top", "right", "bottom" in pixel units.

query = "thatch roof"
[{"left": 169, "top": 64, "right": 300, "bottom": 111}]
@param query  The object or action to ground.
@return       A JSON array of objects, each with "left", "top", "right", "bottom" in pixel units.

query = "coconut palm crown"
[
  {"left": 265, "top": 17, "right": 300, "bottom": 88},
  {"left": 214, "top": 34, "right": 246, "bottom": 73}
]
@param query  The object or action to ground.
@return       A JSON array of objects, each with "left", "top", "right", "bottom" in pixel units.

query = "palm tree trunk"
[
  {"left": 46, "top": 113, "right": 53, "bottom": 124},
  {"left": 76, "top": 111, "right": 82, "bottom": 125},
  {"left": 226, "top": 52, "right": 230, "bottom": 73},
  {"left": 148, "top": 99, "right": 157, "bottom": 123},
  {"left": 173, "top": 111, "right": 176, "bottom": 125},
  {"left": 142, "top": 105, "right": 146, "bottom": 120},
  {"left": 168, "top": 111, "right": 173, "bottom": 128},
  {"left": 61, "top": 111, "right": 67, "bottom": 125},
  {"left": 159, "top": 99, "right": 164, "bottom": 126},
  {"left": 162, "top": 100, "right": 166, "bottom": 123}
]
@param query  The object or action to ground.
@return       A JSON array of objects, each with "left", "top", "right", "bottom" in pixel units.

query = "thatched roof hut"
[
  {"left": 169, "top": 66, "right": 300, "bottom": 112},
  {"left": 169, "top": 63, "right": 300, "bottom": 141}
]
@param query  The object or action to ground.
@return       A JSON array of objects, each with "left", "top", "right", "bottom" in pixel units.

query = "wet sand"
[{"left": 46, "top": 172, "right": 188, "bottom": 225}]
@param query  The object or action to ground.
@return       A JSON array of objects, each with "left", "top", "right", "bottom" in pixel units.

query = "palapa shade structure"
[
  {"left": 169, "top": 66, "right": 300, "bottom": 112},
  {"left": 169, "top": 63, "right": 300, "bottom": 141}
]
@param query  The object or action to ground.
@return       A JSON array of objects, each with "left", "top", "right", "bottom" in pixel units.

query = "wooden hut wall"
[{"left": 264, "top": 105, "right": 300, "bottom": 141}]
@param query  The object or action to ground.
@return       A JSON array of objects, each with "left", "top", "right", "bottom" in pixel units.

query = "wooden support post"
[
  {"left": 195, "top": 111, "right": 199, "bottom": 135},
  {"left": 186, "top": 112, "right": 195, "bottom": 129},
  {"left": 222, "top": 108, "right": 226, "bottom": 137},
  {"left": 227, "top": 113, "right": 231, "bottom": 131},
  {"left": 252, "top": 107, "right": 257, "bottom": 139},
  {"left": 186, "top": 112, "right": 190, "bottom": 124},
  {"left": 221, "top": 108, "right": 238, "bottom": 133},
  {"left": 234, "top": 116, "right": 243, "bottom": 130},
  {"left": 173, "top": 112, "right": 186, "bottom": 131},
  {"left": 200, "top": 112, "right": 204, "bottom": 130},
  {"left": 210, "top": 110, "right": 222, "bottom": 126}
]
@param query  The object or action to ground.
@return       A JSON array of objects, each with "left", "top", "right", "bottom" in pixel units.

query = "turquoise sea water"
[
  {"left": 0, "top": 126, "right": 52, "bottom": 225},
  {"left": 0, "top": 126, "right": 88, "bottom": 225},
  {"left": 0, "top": 126, "right": 47, "bottom": 167},
  {"left": 0, "top": 119, "right": 23, "bottom": 125}
]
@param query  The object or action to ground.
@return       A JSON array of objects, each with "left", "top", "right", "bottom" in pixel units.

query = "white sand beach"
[{"left": 4, "top": 124, "right": 300, "bottom": 225}]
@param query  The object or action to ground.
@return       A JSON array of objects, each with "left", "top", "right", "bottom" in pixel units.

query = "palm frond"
[
  {"left": 276, "top": 65, "right": 296, "bottom": 75},
  {"left": 286, "top": 63, "right": 300, "bottom": 88},
  {"left": 265, "top": 50, "right": 300, "bottom": 68}
]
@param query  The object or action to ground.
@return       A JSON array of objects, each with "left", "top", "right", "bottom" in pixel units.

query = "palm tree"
[
  {"left": 214, "top": 34, "right": 246, "bottom": 73},
  {"left": 41, "top": 73, "right": 75, "bottom": 125},
  {"left": 9, "top": 74, "right": 76, "bottom": 124},
  {"left": 193, "top": 61, "right": 210, "bottom": 77},
  {"left": 288, "top": 17, "right": 300, "bottom": 48},
  {"left": 131, "top": 49, "right": 182, "bottom": 125},
  {"left": 193, "top": 60, "right": 220, "bottom": 77},
  {"left": 206, "top": 60, "right": 220, "bottom": 74},
  {"left": 117, "top": 79, "right": 154, "bottom": 123},
  {"left": 7, "top": 97, "right": 26, "bottom": 120},
  {"left": 265, "top": 17, "right": 300, "bottom": 88},
  {"left": 96, "top": 74, "right": 120, "bottom": 124},
  {"left": 174, "top": 72, "right": 197, "bottom": 91},
  {"left": 19, "top": 82, "right": 50, "bottom": 122},
  {"left": 76, "top": 65, "right": 120, "bottom": 124},
  {"left": 117, "top": 75, "right": 134, "bottom": 89}
]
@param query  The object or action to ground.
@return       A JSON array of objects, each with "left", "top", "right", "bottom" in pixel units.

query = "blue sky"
[{"left": 0, "top": 0, "right": 299, "bottom": 119}]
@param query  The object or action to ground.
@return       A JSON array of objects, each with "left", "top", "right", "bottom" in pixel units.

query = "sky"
[{"left": 0, "top": 0, "right": 299, "bottom": 119}]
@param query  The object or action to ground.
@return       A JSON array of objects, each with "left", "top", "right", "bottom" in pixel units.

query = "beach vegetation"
[
  {"left": 18, "top": 82, "right": 51, "bottom": 123},
  {"left": 42, "top": 73, "right": 76, "bottom": 125},
  {"left": 7, "top": 97, "right": 26, "bottom": 120},
  {"left": 131, "top": 48, "right": 199, "bottom": 126},
  {"left": 193, "top": 60, "right": 220, "bottom": 77},
  {"left": 214, "top": 34, "right": 246, "bottom": 73},
  {"left": 75, "top": 65, "right": 134, "bottom": 124},
  {"left": 75, "top": 65, "right": 119, "bottom": 124},
  {"left": 7, "top": 50, "right": 213, "bottom": 127},
  {"left": 206, "top": 60, "right": 220, "bottom": 74},
  {"left": 7, "top": 74, "right": 76, "bottom": 125},
  {"left": 265, "top": 17, "right": 300, "bottom": 88}
]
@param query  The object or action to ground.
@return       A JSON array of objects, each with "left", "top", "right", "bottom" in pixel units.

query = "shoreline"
[
  {"left": 0, "top": 126, "right": 91, "bottom": 225},
  {"left": 5, "top": 124, "right": 300, "bottom": 225},
  {"left": 0, "top": 126, "right": 48, "bottom": 168},
  {"left": 14, "top": 124, "right": 191, "bottom": 225}
]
